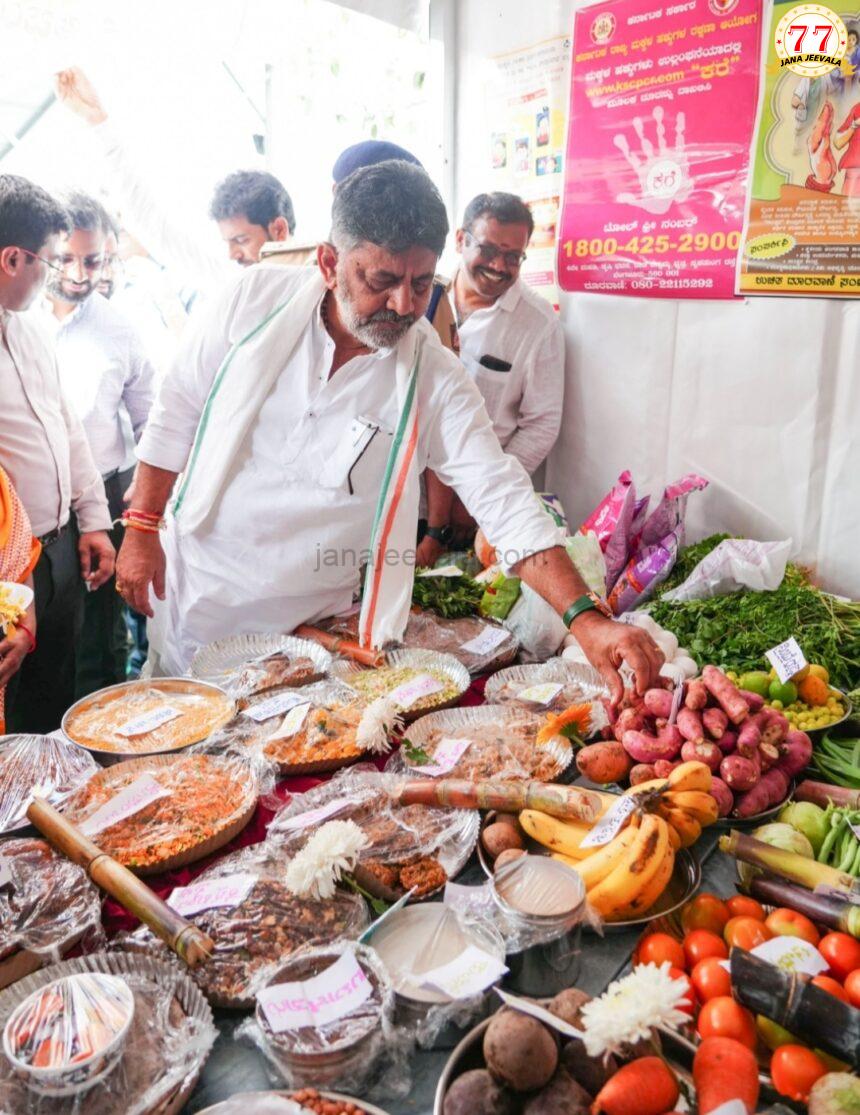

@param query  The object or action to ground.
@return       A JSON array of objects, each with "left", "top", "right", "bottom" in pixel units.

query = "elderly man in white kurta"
[{"left": 116, "top": 161, "right": 662, "bottom": 701}]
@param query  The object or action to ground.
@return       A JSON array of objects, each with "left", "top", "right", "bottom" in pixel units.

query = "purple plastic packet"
[{"left": 579, "top": 471, "right": 650, "bottom": 589}]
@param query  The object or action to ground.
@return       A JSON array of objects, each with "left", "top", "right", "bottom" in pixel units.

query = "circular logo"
[
  {"left": 775, "top": 3, "right": 847, "bottom": 77},
  {"left": 645, "top": 158, "right": 683, "bottom": 199},
  {"left": 590, "top": 12, "right": 616, "bottom": 44},
  {"left": 709, "top": 0, "right": 740, "bottom": 14}
]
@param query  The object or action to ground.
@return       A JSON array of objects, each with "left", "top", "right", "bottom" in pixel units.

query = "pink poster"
[{"left": 558, "top": 0, "right": 764, "bottom": 298}]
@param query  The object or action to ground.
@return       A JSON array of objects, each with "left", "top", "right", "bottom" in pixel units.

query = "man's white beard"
[{"left": 334, "top": 285, "right": 415, "bottom": 350}]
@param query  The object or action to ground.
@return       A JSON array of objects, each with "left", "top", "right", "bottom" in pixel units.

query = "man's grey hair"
[
  {"left": 60, "top": 190, "right": 113, "bottom": 236},
  {"left": 331, "top": 160, "right": 448, "bottom": 257}
]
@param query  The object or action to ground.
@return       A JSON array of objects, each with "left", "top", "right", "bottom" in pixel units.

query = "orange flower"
[{"left": 536, "top": 702, "right": 592, "bottom": 746}]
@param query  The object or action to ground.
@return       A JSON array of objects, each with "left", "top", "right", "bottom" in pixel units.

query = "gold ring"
[{"left": 115, "top": 582, "right": 125, "bottom": 594}]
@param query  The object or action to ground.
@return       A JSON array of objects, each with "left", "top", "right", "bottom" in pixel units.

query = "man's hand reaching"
[
  {"left": 570, "top": 610, "right": 664, "bottom": 705},
  {"left": 55, "top": 67, "right": 108, "bottom": 126}
]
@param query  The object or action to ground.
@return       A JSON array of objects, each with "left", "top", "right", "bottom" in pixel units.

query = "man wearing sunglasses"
[{"left": 416, "top": 191, "right": 564, "bottom": 567}]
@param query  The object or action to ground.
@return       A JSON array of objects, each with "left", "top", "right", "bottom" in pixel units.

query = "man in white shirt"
[
  {"left": 115, "top": 161, "right": 661, "bottom": 701},
  {"left": 46, "top": 191, "right": 156, "bottom": 695},
  {"left": 417, "top": 191, "right": 564, "bottom": 567},
  {"left": 0, "top": 174, "right": 114, "bottom": 732}
]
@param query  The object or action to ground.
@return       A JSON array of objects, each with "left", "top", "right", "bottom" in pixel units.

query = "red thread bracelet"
[{"left": 16, "top": 622, "right": 36, "bottom": 654}]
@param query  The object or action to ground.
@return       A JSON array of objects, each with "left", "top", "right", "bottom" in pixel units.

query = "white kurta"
[{"left": 137, "top": 267, "right": 563, "bottom": 673}]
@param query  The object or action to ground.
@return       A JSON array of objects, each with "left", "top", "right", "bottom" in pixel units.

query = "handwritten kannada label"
[
  {"left": 417, "top": 566, "right": 463, "bottom": 578},
  {"left": 116, "top": 705, "right": 182, "bottom": 737},
  {"left": 750, "top": 935, "right": 828, "bottom": 976},
  {"left": 256, "top": 949, "right": 372, "bottom": 1033},
  {"left": 168, "top": 872, "right": 258, "bottom": 916},
  {"left": 766, "top": 637, "right": 808, "bottom": 684},
  {"left": 244, "top": 690, "right": 309, "bottom": 722},
  {"left": 517, "top": 682, "right": 563, "bottom": 707},
  {"left": 80, "top": 774, "right": 170, "bottom": 836},
  {"left": 411, "top": 737, "right": 471, "bottom": 777},
  {"left": 421, "top": 945, "right": 508, "bottom": 999},
  {"left": 269, "top": 702, "right": 311, "bottom": 740},
  {"left": 276, "top": 797, "right": 353, "bottom": 833},
  {"left": 389, "top": 674, "right": 444, "bottom": 709},
  {"left": 460, "top": 625, "right": 509, "bottom": 656},
  {"left": 579, "top": 794, "right": 636, "bottom": 848}
]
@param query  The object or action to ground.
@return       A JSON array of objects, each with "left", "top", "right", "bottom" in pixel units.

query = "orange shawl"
[{"left": 1, "top": 466, "right": 40, "bottom": 730}]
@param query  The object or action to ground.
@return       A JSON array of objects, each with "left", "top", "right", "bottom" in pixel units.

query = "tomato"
[
  {"left": 724, "top": 915, "right": 773, "bottom": 951},
  {"left": 811, "top": 975, "right": 850, "bottom": 1002},
  {"left": 684, "top": 929, "right": 729, "bottom": 969},
  {"left": 844, "top": 969, "right": 860, "bottom": 1008},
  {"left": 681, "top": 893, "right": 730, "bottom": 936},
  {"left": 770, "top": 1045, "right": 827, "bottom": 1102},
  {"left": 725, "top": 895, "right": 766, "bottom": 921},
  {"left": 818, "top": 932, "right": 860, "bottom": 981},
  {"left": 690, "top": 956, "right": 733, "bottom": 1003},
  {"left": 764, "top": 908, "right": 820, "bottom": 946},
  {"left": 668, "top": 966, "right": 696, "bottom": 1016},
  {"left": 637, "top": 932, "right": 686, "bottom": 971},
  {"left": 696, "top": 996, "right": 757, "bottom": 1048}
]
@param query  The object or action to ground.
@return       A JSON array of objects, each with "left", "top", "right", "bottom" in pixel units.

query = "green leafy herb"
[
  {"left": 412, "top": 572, "right": 483, "bottom": 618},
  {"left": 343, "top": 874, "right": 389, "bottom": 916},
  {"left": 401, "top": 738, "right": 431, "bottom": 766}
]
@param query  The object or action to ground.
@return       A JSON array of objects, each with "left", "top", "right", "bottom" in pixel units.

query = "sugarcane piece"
[
  {"left": 731, "top": 947, "right": 860, "bottom": 1068},
  {"left": 394, "top": 778, "right": 602, "bottom": 823},
  {"left": 719, "top": 829, "right": 859, "bottom": 895},
  {"left": 796, "top": 780, "right": 860, "bottom": 810},
  {"left": 27, "top": 796, "right": 214, "bottom": 968},
  {"left": 294, "top": 624, "right": 386, "bottom": 668},
  {"left": 748, "top": 873, "right": 860, "bottom": 937}
]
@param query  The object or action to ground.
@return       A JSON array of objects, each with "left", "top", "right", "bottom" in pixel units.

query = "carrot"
[
  {"left": 693, "top": 1036, "right": 760, "bottom": 1115},
  {"left": 591, "top": 1056, "right": 679, "bottom": 1115}
]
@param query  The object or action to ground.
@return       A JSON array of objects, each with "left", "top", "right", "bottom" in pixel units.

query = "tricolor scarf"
[{"left": 171, "top": 271, "right": 423, "bottom": 651}]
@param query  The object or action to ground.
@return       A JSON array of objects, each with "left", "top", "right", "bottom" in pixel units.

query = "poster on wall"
[
  {"left": 557, "top": 0, "right": 764, "bottom": 298},
  {"left": 486, "top": 36, "right": 571, "bottom": 305},
  {"left": 738, "top": 1, "right": 860, "bottom": 297}
]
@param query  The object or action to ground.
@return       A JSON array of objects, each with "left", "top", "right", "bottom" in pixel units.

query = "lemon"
[{"left": 808, "top": 664, "right": 829, "bottom": 683}]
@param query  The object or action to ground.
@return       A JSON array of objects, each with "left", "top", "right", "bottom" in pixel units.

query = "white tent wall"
[{"left": 451, "top": 0, "right": 860, "bottom": 597}]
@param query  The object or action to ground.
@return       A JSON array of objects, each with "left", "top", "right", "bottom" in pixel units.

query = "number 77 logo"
[{"left": 789, "top": 23, "right": 834, "bottom": 51}]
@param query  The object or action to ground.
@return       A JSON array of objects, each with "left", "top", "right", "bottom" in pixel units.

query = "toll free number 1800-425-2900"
[{"left": 563, "top": 230, "right": 742, "bottom": 257}]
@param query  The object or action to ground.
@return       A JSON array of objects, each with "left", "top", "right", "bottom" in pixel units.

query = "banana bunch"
[{"left": 518, "top": 762, "right": 719, "bottom": 921}]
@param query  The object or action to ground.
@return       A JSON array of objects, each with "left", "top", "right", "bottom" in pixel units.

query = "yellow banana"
[
  {"left": 622, "top": 778, "right": 670, "bottom": 798},
  {"left": 614, "top": 841, "right": 676, "bottom": 919},
  {"left": 564, "top": 824, "right": 640, "bottom": 889},
  {"left": 657, "top": 803, "right": 702, "bottom": 848},
  {"left": 519, "top": 810, "right": 597, "bottom": 860},
  {"left": 666, "top": 790, "right": 719, "bottom": 826},
  {"left": 666, "top": 823, "right": 681, "bottom": 852},
  {"left": 591, "top": 790, "right": 625, "bottom": 818},
  {"left": 667, "top": 761, "right": 713, "bottom": 793},
  {"left": 587, "top": 814, "right": 672, "bottom": 919}
]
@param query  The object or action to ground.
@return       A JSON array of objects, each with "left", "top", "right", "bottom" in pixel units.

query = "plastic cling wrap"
[
  {"left": 190, "top": 634, "right": 332, "bottom": 701},
  {"left": 0, "top": 735, "right": 97, "bottom": 835},
  {"left": 400, "top": 612, "right": 518, "bottom": 674},
  {"left": 0, "top": 839, "right": 104, "bottom": 965},
  {"left": 660, "top": 537, "right": 792, "bottom": 601},
  {"left": 491, "top": 853, "right": 590, "bottom": 953},
  {"left": 0, "top": 951, "right": 215, "bottom": 1114},
  {"left": 484, "top": 659, "right": 606, "bottom": 714}
]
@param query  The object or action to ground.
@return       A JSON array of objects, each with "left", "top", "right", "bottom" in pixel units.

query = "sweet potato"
[
  {"left": 643, "top": 688, "right": 674, "bottom": 719},
  {"left": 629, "top": 763, "right": 657, "bottom": 786},
  {"left": 677, "top": 707, "right": 705, "bottom": 743},
  {"left": 734, "top": 768, "right": 790, "bottom": 817},
  {"left": 720, "top": 754, "right": 760, "bottom": 791},
  {"left": 612, "top": 706, "right": 647, "bottom": 743},
  {"left": 702, "top": 707, "right": 728, "bottom": 740},
  {"left": 714, "top": 730, "right": 738, "bottom": 755},
  {"left": 702, "top": 665, "right": 750, "bottom": 725},
  {"left": 709, "top": 777, "right": 734, "bottom": 817},
  {"left": 736, "top": 715, "right": 763, "bottom": 759},
  {"left": 681, "top": 739, "right": 722, "bottom": 771},
  {"left": 776, "top": 729, "right": 813, "bottom": 779},
  {"left": 739, "top": 689, "right": 765, "bottom": 712},
  {"left": 760, "top": 708, "right": 789, "bottom": 748},
  {"left": 685, "top": 678, "right": 708, "bottom": 710},
  {"left": 654, "top": 759, "right": 681, "bottom": 778},
  {"left": 622, "top": 729, "right": 681, "bottom": 764},
  {"left": 576, "top": 740, "right": 633, "bottom": 785}
]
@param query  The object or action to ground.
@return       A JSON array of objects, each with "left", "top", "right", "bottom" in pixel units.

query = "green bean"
[
  {"left": 839, "top": 828, "right": 857, "bottom": 872},
  {"left": 819, "top": 816, "right": 847, "bottom": 863}
]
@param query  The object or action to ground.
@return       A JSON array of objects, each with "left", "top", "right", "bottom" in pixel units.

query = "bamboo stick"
[
  {"left": 27, "top": 797, "right": 214, "bottom": 968},
  {"left": 294, "top": 624, "right": 386, "bottom": 669},
  {"left": 393, "top": 778, "right": 603, "bottom": 823}
]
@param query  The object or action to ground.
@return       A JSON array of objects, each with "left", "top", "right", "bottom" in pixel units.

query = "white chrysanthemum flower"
[
  {"left": 580, "top": 961, "right": 690, "bottom": 1058},
  {"left": 284, "top": 819, "right": 369, "bottom": 899},
  {"left": 356, "top": 696, "right": 403, "bottom": 755}
]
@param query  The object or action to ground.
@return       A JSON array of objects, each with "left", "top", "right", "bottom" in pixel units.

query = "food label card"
[
  {"left": 244, "top": 690, "right": 309, "bottom": 722},
  {"left": 80, "top": 774, "right": 170, "bottom": 836},
  {"left": 579, "top": 794, "right": 636, "bottom": 848},
  {"left": 495, "top": 988, "right": 583, "bottom": 1039},
  {"left": 421, "top": 945, "right": 508, "bottom": 999},
  {"left": 412, "top": 737, "right": 471, "bottom": 776},
  {"left": 417, "top": 566, "right": 463, "bottom": 578},
  {"left": 459, "top": 625, "right": 509, "bottom": 656},
  {"left": 516, "top": 682, "right": 563, "bottom": 707},
  {"left": 766, "top": 637, "right": 807, "bottom": 684},
  {"left": 256, "top": 948, "right": 372, "bottom": 1033},
  {"left": 389, "top": 674, "right": 444, "bottom": 709},
  {"left": 708, "top": 1103, "right": 749, "bottom": 1115},
  {"left": 750, "top": 936, "right": 828, "bottom": 976},
  {"left": 268, "top": 702, "right": 311, "bottom": 740},
  {"left": 116, "top": 705, "right": 182, "bottom": 737},
  {"left": 168, "top": 872, "right": 258, "bottom": 916},
  {"left": 276, "top": 797, "right": 353, "bottom": 833}
]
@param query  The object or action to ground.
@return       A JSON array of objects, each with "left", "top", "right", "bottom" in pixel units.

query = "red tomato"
[
  {"left": 770, "top": 1045, "right": 827, "bottom": 1102},
  {"left": 818, "top": 932, "right": 860, "bottom": 982},
  {"left": 764, "top": 908, "right": 820, "bottom": 946},
  {"left": 696, "top": 996, "right": 757, "bottom": 1049},
  {"left": 681, "top": 893, "right": 730, "bottom": 936},
  {"left": 684, "top": 928, "right": 729, "bottom": 969},
  {"left": 725, "top": 895, "right": 766, "bottom": 921},
  {"left": 637, "top": 932, "right": 686, "bottom": 971},
  {"left": 724, "top": 915, "right": 774, "bottom": 951},
  {"left": 690, "top": 956, "right": 733, "bottom": 1002},
  {"left": 668, "top": 966, "right": 696, "bottom": 1016},
  {"left": 844, "top": 969, "right": 860, "bottom": 1008},
  {"left": 811, "top": 975, "right": 850, "bottom": 1002}
]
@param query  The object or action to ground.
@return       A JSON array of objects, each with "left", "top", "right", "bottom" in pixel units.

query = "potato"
[
  {"left": 547, "top": 987, "right": 591, "bottom": 1029},
  {"left": 523, "top": 1068, "right": 592, "bottom": 1114},
  {"left": 443, "top": 1068, "right": 518, "bottom": 1115},
  {"left": 562, "top": 1040, "right": 617, "bottom": 1095},
  {"left": 495, "top": 812, "right": 522, "bottom": 830},
  {"left": 495, "top": 848, "right": 527, "bottom": 871},
  {"left": 576, "top": 740, "right": 633, "bottom": 785},
  {"left": 482, "top": 822, "right": 524, "bottom": 860},
  {"left": 484, "top": 1008, "right": 559, "bottom": 1092},
  {"left": 629, "top": 763, "right": 657, "bottom": 786}
]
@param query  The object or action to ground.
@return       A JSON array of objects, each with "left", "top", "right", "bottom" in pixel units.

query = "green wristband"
[{"left": 563, "top": 595, "right": 598, "bottom": 628}]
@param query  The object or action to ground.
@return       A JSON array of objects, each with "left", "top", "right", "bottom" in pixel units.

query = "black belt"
[
  {"left": 102, "top": 468, "right": 120, "bottom": 482},
  {"left": 38, "top": 522, "right": 69, "bottom": 547}
]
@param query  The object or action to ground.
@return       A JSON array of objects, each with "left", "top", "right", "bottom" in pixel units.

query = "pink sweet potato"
[
  {"left": 685, "top": 678, "right": 708, "bottom": 711},
  {"left": 776, "top": 730, "right": 813, "bottom": 779},
  {"left": 739, "top": 689, "right": 766, "bottom": 712},
  {"left": 643, "top": 688, "right": 674, "bottom": 719},
  {"left": 760, "top": 709, "right": 789, "bottom": 748},
  {"left": 681, "top": 739, "right": 723, "bottom": 771},
  {"left": 703, "top": 707, "right": 729, "bottom": 740},
  {"left": 622, "top": 728, "right": 682, "bottom": 764},
  {"left": 654, "top": 759, "right": 681, "bottom": 778},
  {"left": 736, "top": 715, "right": 763, "bottom": 759},
  {"left": 702, "top": 665, "right": 750, "bottom": 725},
  {"left": 677, "top": 707, "right": 705, "bottom": 743},
  {"left": 709, "top": 777, "right": 734, "bottom": 817},
  {"left": 720, "top": 754, "right": 760, "bottom": 792},
  {"left": 714, "top": 730, "right": 738, "bottom": 755},
  {"left": 734, "top": 768, "right": 790, "bottom": 817},
  {"left": 576, "top": 741, "right": 633, "bottom": 785},
  {"left": 759, "top": 741, "right": 780, "bottom": 771},
  {"left": 630, "top": 763, "right": 658, "bottom": 786},
  {"left": 612, "top": 706, "right": 648, "bottom": 743}
]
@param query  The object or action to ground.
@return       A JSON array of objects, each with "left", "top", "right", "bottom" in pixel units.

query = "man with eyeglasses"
[
  {"left": 417, "top": 191, "right": 564, "bottom": 565},
  {"left": 0, "top": 173, "right": 114, "bottom": 732},
  {"left": 45, "top": 191, "right": 156, "bottom": 696}
]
